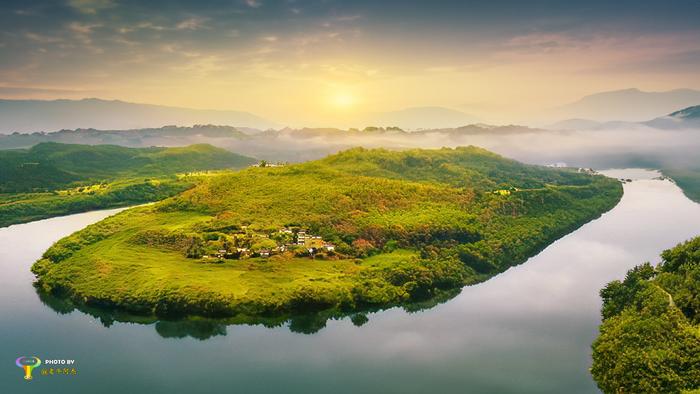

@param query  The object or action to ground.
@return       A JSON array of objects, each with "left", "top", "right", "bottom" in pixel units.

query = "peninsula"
[{"left": 32, "top": 147, "right": 623, "bottom": 322}]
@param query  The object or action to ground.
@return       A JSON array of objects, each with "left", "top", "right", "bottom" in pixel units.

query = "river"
[{"left": 2, "top": 169, "right": 699, "bottom": 393}]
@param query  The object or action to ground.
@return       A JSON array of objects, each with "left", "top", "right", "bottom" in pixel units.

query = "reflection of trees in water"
[
  {"left": 35, "top": 285, "right": 461, "bottom": 339},
  {"left": 155, "top": 320, "right": 227, "bottom": 340}
]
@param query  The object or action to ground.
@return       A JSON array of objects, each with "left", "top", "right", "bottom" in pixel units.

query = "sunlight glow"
[{"left": 331, "top": 92, "right": 356, "bottom": 110}]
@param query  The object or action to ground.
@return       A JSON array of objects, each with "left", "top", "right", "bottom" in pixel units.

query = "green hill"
[
  {"left": 0, "top": 142, "right": 256, "bottom": 227},
  {"left": 668, "top": 105, "right": 700, "bottom": 120},
  {"left": 592, "top": 237, "right": 700, "bottom": 393},
  {"left": 32, "top": 147, "right": 623, "bottom": 328},
  {"left": 0, "top": 142, "right": 255, "bottom": 193}
]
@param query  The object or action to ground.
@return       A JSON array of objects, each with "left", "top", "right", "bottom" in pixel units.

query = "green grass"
[
  {"left": 33, "top": 146, "right": 623, "bottom": 322},
  {"left": 0, "top": 142, "right": 256, "bottom": 227}
]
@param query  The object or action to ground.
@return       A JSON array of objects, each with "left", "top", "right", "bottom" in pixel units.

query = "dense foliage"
[
  {"left": 0, "top": 142, "right": 255, "bottom": 193},
  {"left": 592, "top": 237, "right": 700, "bottom": 393},
  {"left": 33, "top": 146, "right": 622, "bottom": 324},
  {"left": 0, "top": 142, "right": 256, "bottom": 227}
]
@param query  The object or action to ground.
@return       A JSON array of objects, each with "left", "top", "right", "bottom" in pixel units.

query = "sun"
[{"left": 330, "top": 92, "right": 355, "bottom": 110}]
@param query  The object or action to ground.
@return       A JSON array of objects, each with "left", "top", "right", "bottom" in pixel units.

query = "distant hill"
[
  {"left": 0, "top": 122, "right": 544, "bottom": 164},
  {"left": 645, "top": 105, "right": 700, "bottom": 129},
  {"left": 0, "top": 124, "right": 250, "bottom": 150},
  {"left": 421, "top": 124, "right": 541, "bottom": 135},
  {"left": 366, "top": 106, "right": 479, "bottom": 129},
  {"left": 0, "top": 142, "right": 256, "bottom": 193},
  {"left": 0, "top": 98, "right": 278, "bottom": 133},
  {"left": 551, "top": 88, "right": 700, "bottom": 122}
]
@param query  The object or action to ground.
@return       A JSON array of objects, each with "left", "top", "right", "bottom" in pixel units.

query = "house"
[
  {"left": 296, "top": 231, "right": 307, "bottom": 245},
  {"left": 323, "top": 243, "right": 335, "bottom": 252},
  {"left": 260, "top": 249, "right": 270, "bottom": 257},
  {"left": 546, "top": 162, "right": 567, "bottom": 168}
]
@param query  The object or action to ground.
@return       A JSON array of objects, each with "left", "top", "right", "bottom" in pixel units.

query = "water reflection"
[{"left": 34, "top": 285, "right": 460, "bottom": 337}]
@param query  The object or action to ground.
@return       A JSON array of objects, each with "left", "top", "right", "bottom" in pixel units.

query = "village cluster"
[{"left": 195, "top": 227, "right": 336, "bottom": 261}]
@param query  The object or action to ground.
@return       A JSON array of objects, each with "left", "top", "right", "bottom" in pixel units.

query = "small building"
[
  {"left": 323, "top": 243, "right": 335, "bottom": 252},
  {"left": 296, "top": 231, "right": 307, "bottom": 245},
  {"left": 260, "top": 249, "right": 270, "bottom": 257}
]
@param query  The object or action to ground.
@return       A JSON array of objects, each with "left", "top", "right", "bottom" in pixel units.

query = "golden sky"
[{"left": 1, "top": 0, "right": 700, "bottom": 126}]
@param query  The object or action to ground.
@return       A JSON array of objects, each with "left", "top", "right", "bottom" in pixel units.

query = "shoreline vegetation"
[
  {"left": 32, "top": 146, "right": 623, "bottom": 329},
  {"left": 591, "top": 237, "right": 700, "bottom": 393},
  {"left": 662, "top": 168, "right": 700, "bottom": 204},
  {"left": 0, "top": 142, "right": 256, "bottom": 227}
]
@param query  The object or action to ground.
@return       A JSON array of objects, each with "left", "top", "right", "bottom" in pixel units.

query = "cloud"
[
  {"left": 245, "top": 0, "right": 262, "bottom": 9},
  {"left": 176, "top": 17, "right": 208, "bottom": 31},
  {"left": 67, "top": 0, "right": 115, "bottom": 14},
  {"left": 65, "top": 22, "right": 102, "bottom": 49},
  {"left": 68, "top": 22, "right": 100, "bottom": 34},
  {"left": 25, "top": 32, "right": 62, "bottom": 44}
]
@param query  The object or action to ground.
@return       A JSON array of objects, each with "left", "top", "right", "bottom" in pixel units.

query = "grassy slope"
[
  {"left": 33, "top": 146, "right": 623, "bottom": 321},
  {"left": 0, "top": 142, "right": 256, "bottom": 227},
  {"left": 591, "top": 237, "right": 700, "bottom": 393}
]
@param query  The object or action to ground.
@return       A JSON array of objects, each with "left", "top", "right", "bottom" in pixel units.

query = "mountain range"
[
  {"left": 0, "top": 98, "right": 279, "bottom": 133},
  {"left": 644, "top": 105, "right": 700, "bottom": 129},
  {"left": 0, "top": 99, "right": 484, "bottom": 133},
  {"left": 549, "top": 88, "right": 700, "bottom": 123},
  {"left": 2, "top": 90, "right": 698, "bottom": 136},
  {"left": 547, "top": 104, "right": 700, "bottom": 131}
]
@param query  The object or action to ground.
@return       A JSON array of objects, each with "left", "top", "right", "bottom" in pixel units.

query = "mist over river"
[{"left": 2, "top": 169, "right": 699, "bottom": 393}]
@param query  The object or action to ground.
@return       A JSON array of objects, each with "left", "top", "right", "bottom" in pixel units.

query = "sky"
[{"left": 1, "top": 0, "right": 700, "bottom": 126}]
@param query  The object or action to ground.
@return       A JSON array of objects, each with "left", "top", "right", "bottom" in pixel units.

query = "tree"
[{"left": 186, "top": 236, "right": 205, "bottom": 258}]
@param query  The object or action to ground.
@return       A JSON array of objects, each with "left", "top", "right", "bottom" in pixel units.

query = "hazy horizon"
[{"left": 1, "top": 0, "right": 700, "bottom": 127}]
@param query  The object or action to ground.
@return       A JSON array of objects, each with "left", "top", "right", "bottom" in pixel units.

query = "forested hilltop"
[
  {"left": 32, "top": 147, "right": 622, "bottom": 330},
  {"left": 592, "top": 237, "right": 700, "bottom": 393},
  {"left": 0, "top": 142, "right": 255, "bottom": 227}
]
